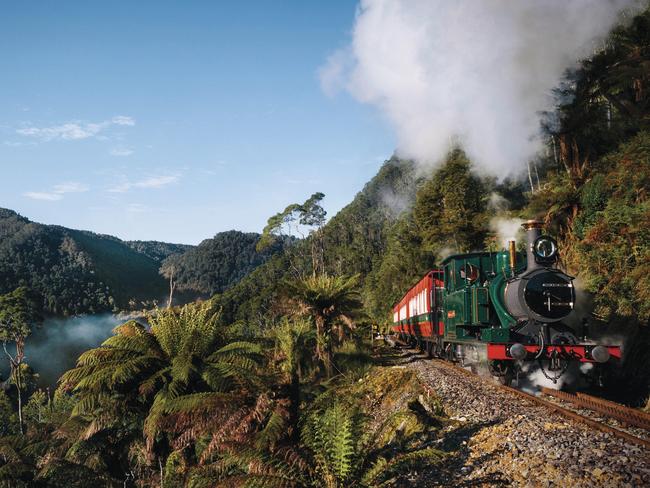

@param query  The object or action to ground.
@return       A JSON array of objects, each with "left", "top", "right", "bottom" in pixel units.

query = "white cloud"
[
  {"left": 23, "top": 192, "right": 63, "bottom": 201},
  {"left": 16, "top": 115, "right": 136, "bottom": 142},
  {"left": 126, "top": 203, "right": 149, "bottom": 213},
  {"left": 318, "top": 49, "right": 352, "bottom": 97},
  {"left": 23, "top": 181, "right": 89, "bottom": 202},
  {"left": 52, "top": 182, "right": 89, "bottom": 194},
  {"left": 136, "top": 175, "right": 179, "bottom": 189},
  {"left": 111, "top": 115, "right": 135, "bottom": 126},
  {"left": 110, "top": 147, "right": 134, "bottom": 157},
  {"left": 108, "top": 174, "right": 180, "bottom": 193}
]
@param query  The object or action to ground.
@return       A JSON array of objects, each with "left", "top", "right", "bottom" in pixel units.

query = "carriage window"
[{"left": 459, "top": 263, "right": 479, "bottom": 283}]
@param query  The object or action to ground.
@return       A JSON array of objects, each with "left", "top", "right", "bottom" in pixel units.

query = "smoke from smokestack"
[{"left": 320, "top": 0, "right": 644, "bottom": 175}]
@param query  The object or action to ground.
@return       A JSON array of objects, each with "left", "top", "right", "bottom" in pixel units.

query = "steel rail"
[
  {"left": 542, "top": 387, "right": 650, "bottom": 431},
  {"left": 505, "top": 386, "right": 650, "bottom": 449},
  {"left": 425, "top": 356, "right": 650, "bottom": 450}
]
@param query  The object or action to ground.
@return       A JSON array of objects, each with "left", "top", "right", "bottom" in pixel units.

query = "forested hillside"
[
  {"left": 125, "top": 240, "right": 193, "bottom": 263},
  {"left": 159, "top": 230, "right": 290, "bottom": 297},
  {"left": 0, "top": 211, "right": 291, "bottom": 316},
  {"left": 0, "top": 209, "right": 173, "bottom": 315}
]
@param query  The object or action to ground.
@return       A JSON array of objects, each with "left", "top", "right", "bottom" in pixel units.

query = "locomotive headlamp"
[
  {"left": 533, "top": 236, "right": 558, "bottom": 261},
  {"left": 591, "top": 346, "right": 611, "bottom": 363},
  {"left": 509, "top": 343, "right": 528, "bottom": 361}
]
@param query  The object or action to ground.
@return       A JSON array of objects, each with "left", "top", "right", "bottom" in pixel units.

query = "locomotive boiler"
[{"left": 391, "top": 220, "right": 621, "bottom": 385}]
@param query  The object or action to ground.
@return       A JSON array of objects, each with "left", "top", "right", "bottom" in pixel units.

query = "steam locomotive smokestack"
[
  {"left": 522, "top": 220, "right": 544, "bottom": 271},
  {"left": 508, "top": 240, "right": 517, "bottom": 277}
]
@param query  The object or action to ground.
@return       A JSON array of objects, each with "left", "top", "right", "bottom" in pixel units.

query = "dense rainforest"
[
  {"left": 159, "top": 230, "right": 291, "bottom": 298},
  {"left": 0, "top": 212, "right": 286, "bottom": 316},
  {"left": 0, "top": 6, "right": 648, "bottom": 487},
  {"left": 0, "top": 209, "right": 175, "bottom": 315}
]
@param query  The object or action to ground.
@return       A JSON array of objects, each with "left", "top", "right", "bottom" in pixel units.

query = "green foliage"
[
  {"left": 413, "top": 149, "right": 488, "bottom": 256},
  {"left": 257, "top": 192, "right": 326, "bottom": 253},
  {"left": 301, "top": 400, "right": 358, "bottom": 484},
  {"left": 257, "top": 203, "right": 302, "bottom": 252},
  {"left": 272, "top": 317, "right": 316, "bottom": 382},
  {"left": 23, "top": 389, "right": 48, "bottom": 425},
  {"left": 0, "top": 390, "right": 17, "bottom": 436},
  {"left": 285, "top": 274, "right": 365, "bottom": 377},
  {"left": 299, "top": 192, "right": 327, "bottom": 228},
  {"left": 365, "top": 214, "right": 434, "bottom": 319},
  {"left": 0, "top": 209, "right": 173, "bottom": 315},
  {"left": 161, "top": 230, "right": 288, "bottom": 297},
  {"left": 62, "top": 305, "right": 263, "bottom": 449},
  {"left": 125, "top": 240, "right": 193, "bottom": 263},
  {"left": 321, "top": 158, "right": 420, "bottom": 280},
  {"left": 572, "top": 131, "right": 650, "bottom": 322},
  {"left": 0, "top": 286, "right": 36, "bottom": 344},
  {"left": 210, "top": 367, "right": 446, "bottom": 488}
]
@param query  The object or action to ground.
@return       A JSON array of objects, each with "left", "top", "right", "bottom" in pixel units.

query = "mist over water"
[{"left": 1, "top": 314, "right": 122, "bottom": 387}]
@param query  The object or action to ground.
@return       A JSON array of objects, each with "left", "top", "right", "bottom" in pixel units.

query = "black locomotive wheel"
[
  {"left": 489, "top": 360, "right": 514, "bottom": 386},
  {"left": 497, "top": 371, "right": 514, "bottom": 386}
]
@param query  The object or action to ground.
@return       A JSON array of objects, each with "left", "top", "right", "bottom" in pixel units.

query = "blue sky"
[{"left": 0, "top": 1, "right": 394, "bottom": 244}]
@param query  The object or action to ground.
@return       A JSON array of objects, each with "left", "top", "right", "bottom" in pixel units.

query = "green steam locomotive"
[{"left": 391, "top": 220, "right": 621, "bottom": 385}]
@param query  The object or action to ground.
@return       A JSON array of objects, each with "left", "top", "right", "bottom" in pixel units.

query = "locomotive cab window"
[{"left": 459, "top": 263, "right": 479, "bottom": 283}]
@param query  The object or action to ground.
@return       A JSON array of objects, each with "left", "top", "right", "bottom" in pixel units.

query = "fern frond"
[{"left": 255, "top": 404, "right": 289, "bottom": 451}]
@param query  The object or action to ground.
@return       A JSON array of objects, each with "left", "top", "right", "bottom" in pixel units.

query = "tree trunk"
[
  {"left": 527, "top": 161, "right": 535, "bottom": 193},
  {"left": 324, "top": 347, "right": 333, "bottom": 379},
  {"left": 311, "top": 238, "right": 317, "bottom": 278},
  {"left": 167, "top": 267, "right": 176, "bottom": 309},
  {"left": 533, "top": 163, "right": 541, "bottom": 191},
  {"left": 288, "top": 371, "right": 300, "bottom": 441},
  {"left": 8, "top": 362, "right": 24, "bottom": 435},
  {"left": 3, "top": 340, "right": 25, "bottom": 435},
  {"left": 557, "top": 134, "right": 572, "bottom": 178}
]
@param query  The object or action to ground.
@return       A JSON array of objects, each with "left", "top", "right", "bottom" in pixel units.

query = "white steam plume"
[
  {"left": 321, "top": 0, "right": 644, "bottom": 175},
  {"left": 490, "top": 217, "right": 524, "bottom": 249}
]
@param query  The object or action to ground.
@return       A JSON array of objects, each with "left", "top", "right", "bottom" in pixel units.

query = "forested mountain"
[
  {"left": 0, "top": 209, "right": 173, "bottom": 315},
  {"left": 0, "top": 210, "right": 290, "bottom": 316},
  {"left": 125, "top": 240, "right": 193, "bottom": 263},
  {"left": 159, "top": 230, "right": 291, "bottom": 297}
]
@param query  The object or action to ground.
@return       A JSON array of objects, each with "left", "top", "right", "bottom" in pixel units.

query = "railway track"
[{"left": 426, "top": 356, "right": 650, "bottom": 450}]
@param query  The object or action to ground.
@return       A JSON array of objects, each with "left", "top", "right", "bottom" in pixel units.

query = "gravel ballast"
[{"left": 405, "top": 355, "right": 650, "bottom": 487}]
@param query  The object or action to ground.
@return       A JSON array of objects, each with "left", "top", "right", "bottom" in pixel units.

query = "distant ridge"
[
  {"left": 0, "top": 208, "right": 190, "bottom": 315},
  {"left": 0, "top": 209, "right": 289, "bottom": 317}
]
